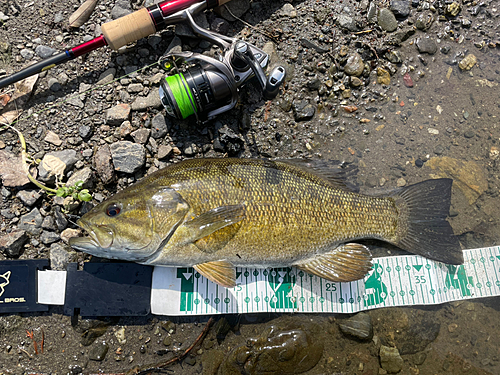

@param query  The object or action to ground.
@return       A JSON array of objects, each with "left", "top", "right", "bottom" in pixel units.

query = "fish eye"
[{"left": 106, "top": 204, "right": 121, "bottom": 217}]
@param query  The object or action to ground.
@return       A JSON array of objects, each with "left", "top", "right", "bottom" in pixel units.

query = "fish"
[{"left": 69, "top": 158, "right": 463, "bottom": 288}]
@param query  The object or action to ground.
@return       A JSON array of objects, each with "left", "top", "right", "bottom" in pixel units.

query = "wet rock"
[
  {"left": 427, "top": 157, "right": 487, "bottom": 204},
  {"left": 106, "top": 104, "right": 131, "bottom": 125},
  {"left": 151, "top": 113, "right": 169, "bottom": 139},
  {"left": 218, "top": 125, "right": 244, "bottom": 156},
  {"left": 215, "top": 0, "right": 250, "bottom": 22},
  {"left": 115, "top": 327, "right": 126, "bottom": 345},
  {"left": 40, "top": 230, "right": 60, "bottom": 245},
  {"left": 66, "top": 167, "right": 93, "bottom": 189},
  {"left": 131, "top": 128, "right": 151, "bottom": 144},
  {"left": 416, "top": 37, "right": 437, "bottom": 54},
  {"left": 445, "top": 2, "right": 461, "bottom": 17},
  {"left": 184, "top": 356, "right": 196, "bottom": 366},
  {"left": 16, "top": 189, "right": 41, "bottom": 206},
  {"left": 380, "top": 345, "right": 404, "bottom": 373},
  {"left": 338, "top": 312, "right": 373, "bottom": 340},
  {"left": 415, "top": 11, "right": 434, "bottom": 30},
  {"left": 377, "top": 67, "right": 391, "bottom": 85},
  {"left": 50, "top": 243, "right": 76, "bottom": 270},
  {"left": 390, "top": 0, "right": 410, "bottom": 19},
  {"left": 18, "top": 208, "right": 43, "bottom": 235},
  {"left": 93, "top": 145, "right": 115, "bottom": 184},
  {"left": 38, "top": 150, "right": 78, "bottom": 183},
  {"left": 110, "top": 141, "right": 146, "bottom": 174},
  {"left": 403, "top": 72, "right": 414, "bottom": 87},
  {"left": 214, "top": 317, "right": 232, "bottom": 344},
  {"left": 89, "top": 342, "right": 109, "bottom": 361},
  {"left": 378, "top": 8, "right": 398, "bottom": 32},
  {"left": 218, "top": 318, "right": 324, "bottom": 375},
  {"left": 344, "top": 53, "right": 365, "bottom": 77},
  {"left": 131, "top": 89, "right": 163, "bottom": 110},
  {"left": 458, "top": 54, "right": 477, "bottom": 70},
  {"left": 386, "top": 50, "right": 402, "bottom": 64},
  {"left": 0, "top": 230, "right": 28, "bottom": 258},
  {"left": 44, "top": 130, "right": 63, "bottom": 146},
  {"left": 292, "top": 100, "right": 315, "bottom": 121}
]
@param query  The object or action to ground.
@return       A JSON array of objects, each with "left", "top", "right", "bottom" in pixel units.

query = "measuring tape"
[{"left": 150, "top": 246, "right": 500, "bottom": 315}]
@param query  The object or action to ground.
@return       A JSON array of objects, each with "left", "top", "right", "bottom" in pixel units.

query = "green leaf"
[
  {"left": 56, "top": 188, "right": 67, "bottom": 197},
  {"left": 74, "top": 180, "right": 84, "bottom": 190},
  {"left": 78, "top": 191, "right": 92, "bottom": 202}
]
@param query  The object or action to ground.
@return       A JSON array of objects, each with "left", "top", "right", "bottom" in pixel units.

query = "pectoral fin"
[
  {"left": 294, "top": 243, "right": 372, "bottom": 282},
  {"left": 194, "top": 261, "right": 236, "bottom": 288},
  {"left": 183, "top": 204, "right": 245, "bottom": 243}
]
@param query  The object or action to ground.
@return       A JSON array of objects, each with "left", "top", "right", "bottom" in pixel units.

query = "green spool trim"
[{"left": 164, "top": 73, "right": 197, "bottom": 119}]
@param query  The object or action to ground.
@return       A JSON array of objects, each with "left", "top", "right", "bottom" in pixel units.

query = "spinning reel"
[{"left": 158, "top": 5, "right": 286, "bottom": 122}]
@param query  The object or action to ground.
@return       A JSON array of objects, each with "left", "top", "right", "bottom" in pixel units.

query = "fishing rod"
[{"left": 0, "top": 0, "right": 231, "bottom": 89}]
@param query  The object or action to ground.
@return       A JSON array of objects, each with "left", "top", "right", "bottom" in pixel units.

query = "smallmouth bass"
[{"left": 69, "top": 158, "right": 463, "bottom": 287}]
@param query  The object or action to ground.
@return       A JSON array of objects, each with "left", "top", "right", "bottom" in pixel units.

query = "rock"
[
  {"left": 50, "top": 243, "right": 76, "bottom": 270},
  {"left": 38, "top": 150, "right": 78, "bottom": 183},
  {"left": 218, "top": 125, "right": 244, "bottom": 156},
  {"left": 344, "top": 53, "right": 365, "bottom": 77},
  {"left": 131, "top": 128, "right": 150, "bottom": 144},
  {"left": 18, "top": 208, "right": 43, "bottom": 235},
  {"left": 35, "top": 45, "right": 57, "bottom": 59},
  {"left": 131, "top": 90, "right": 162, "bottom": 111},
  {"left": 110, "top": 0, "right": 131, "bottom": 19},
  {"left": 79, "top": 125, "right": 92, "bottom": 139},
  {"left": 42, "top": 216, "right": 57, "bottom": 231},
  {"left": 426, "top": 157, "right": 487, "bottom": 204},
  {"left": 97, "top": 68, "right": 116, "bottom": 86},
  {"left": 337, "top": 14, "right": 358, "bottom": 31},
  {"left": 0, "top": 230, "right": 28, "bottom": 257},
  {"left": 380, "top": 345, "right": 404, "bottom": 373},
  {"left": 0, "top": 150, "right": 32, "bottom": 187},
  {"left": 215, "top": 0, "right": 250, "bottom": 22},
  {"left": 89, "top": 342, "right": 109, "bottom": 361},
  {"left": 416, "top": 37, "right": 437, "bottom": 54},
  {"left": 40, "top": 230, "right": 60, "bottom": 245},
  {"left": 117, "top": 121, "right": 134, "bottom": 138},
  {"left": 44, "top": 130, "right": 62, "bottom": 146},
  {"left": 54, "top": 207, "right": 68, "bottom": 231},
  {"left": 94, "top": 145, "right": 114, "bottom": 184},
  {"left": 110, "top": 141, "right": 146, "bottom": 174},
  {"left": 338, "top": 312, "right": 373, "bottom": 340},
  {"left": 415, "top": 11, "right": 434, "bottom": 30},
  {"left": 20, "top": 49, "right": 34, "bottom": 60},
  {"left": 16, "top": 189, "right": 41, "bottom": 206},
  {"left": 378, "top": 8, "right": 398, "bottom": 32},
  {"left": 390, "top": 0, "right": 410, "bottom": 18},
  {"left": 292, "top": 100, "right": 315, "bottom": 121},
  {"left": 158, "top": 145, "right": 173, "bottom": 159},
  {"left": 458, "top": 54, "right": 477, "bottom": 70},
  {"left": 445, "top": 2, "right": 461, "bottom": 17},
  {"left": 60, "top": 228, "right": 80, "bottom": 244},
  {"left": 66, "top": 167, "right": 94, "bottom": 189},
  {"left": 115, "top": 327, "right": 126, "bottom": 345},
  {"left": 106, "top": 104, "right": 131, "bottom": 125},
  {"left": 377, "top": 67, "right": 391, "bottom": 85},
  {"left": 151, "top": 114, "right": 169, "bottom": 139}
]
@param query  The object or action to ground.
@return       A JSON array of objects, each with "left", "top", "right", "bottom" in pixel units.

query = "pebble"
[
  {"left": 337, "top": 14, "right": 358, "bottom": 32},
  {"left": 215, "top": 0, "right": 250, "bottom": 22},
  {"left": 131, "top": 90, "right": 162, "bottom": 111},
  {"left": 416, "top": 37, "right": 438, "bottom": 54},
  {"left": 50, "top": 243, "right": 75, "bottom": 270},
  {"left": 281, "top": 3, "right": 297, "bottom": 18},
  {"left": 377, "top": 68, "right": 391, "bottom": 85},
  {"left": 110, "top": 0, "right": 132, "bottom": 19},
  {"left": 0, "top": 230, "right": 28, "bottom": 258},
  {"left": 344, "top": 53, "right": 365, "bottom": 77},
  {"left": 389, "top": 0, "right": 411, "bottom": 19},
  {"left": 151, "top": 114, "right": 169, "bottom": 139},
  {"left": 110, "top": 141, "right": 146, "bottom": 174},
  {"left": 415, "top": 11, "right": 434, "bottom": 30},
  {"left": 66, "top": 167, "right": 94, "bottom": 189},
  {"left": 93, "top": 145, "right": 114, "bottom": 184},
  {"left": 158, "top": 145, "right": 173, "bottom": 159},
  {"left": 16, "top": 189, "right": 42, "bottom": 206},
  {"left": 48, "top": 78, "right": 61, "bottom": 92},
  {"left": 448, "top": 323, "right": 458, "bottom": 332},
  {"left": 379, "top": 345, "right": 404, "bottom": 373},
  {"left": 42, "top": 216, "right": 57, "bottom": 231},
  {"left": 378, "top": 8, "right": 398, "bottom": 32},
  {"left": 115, "top": 327, "right": 127, "bottom": 345},
  {"left": 79, "top": 125, "right": 92, "bottom": 139},
  {"left": 89, "top": 342, "right": 109, "bottom": 361},
  {"left": 18, "top": 208, "right": 44, "bottom": 235},
  {"left": 44, "top": 130, "right": 63, "bottom": 146},
  {"left": 35, "top": 45, "right": 57, "bottom": 59},
  {"left": 20, "top": 48, "right": 34, "bottom": 60},
  {"left": 97, "top": 68, "right": 116, "bottom": 86},
  {"left": 131, "top": 128, "right": 151, "bottom": 144},
  {"left": 60, "top": 228, "right": 80, "bottom": 244},
  {"left": 396, "top": 177, "right": 406, "bottom": 187},
  {"left": 54, "top": 206, "right": 68, "bottom": 231},
  {"left": 106, "top": 104, "right": 131, "bottom": 125},
  {"left": 458, "top": 54, "right": 477, "bottom": 70},
  {"left": 218, "top": 125, "right": 245, "bottom": 155},
  {"left": 0, "top": 150, "right": 31, "bottom": 187},
  {"left": 292, "top": 100, "right": 315, "bottom": 121},
  {"left": 338, "top": 312, "right": 373, "bottom": 340},
  {"left": 38, "top": 150, "right": 78, "bottom": 183},
  {"left": 40, "top": 230, "right": 60, "bottom": 245}
]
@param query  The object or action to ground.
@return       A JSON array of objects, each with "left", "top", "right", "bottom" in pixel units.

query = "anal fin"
[
  {"left": 194, "top": 260, "right": 236, "bottom": 288},
  {"left": 295, "top": 243, "right": 372, "bottom": 282}
]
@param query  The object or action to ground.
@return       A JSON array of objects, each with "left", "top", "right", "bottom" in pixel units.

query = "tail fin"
[{"left": 392, "top": 178, "right": 463, "bottom": 265}]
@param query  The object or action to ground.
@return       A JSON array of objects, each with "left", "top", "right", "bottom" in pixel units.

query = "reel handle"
[{"left": 232, "top": 42, "right": 286, "bottom": 100}]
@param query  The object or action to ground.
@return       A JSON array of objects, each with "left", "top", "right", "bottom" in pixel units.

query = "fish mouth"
[{"left": 69, "top": 219, "right": 115, "bottom": 256}]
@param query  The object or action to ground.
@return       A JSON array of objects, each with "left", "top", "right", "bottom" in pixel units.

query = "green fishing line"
[{"left": 164, "top": 74, "right": 197, "bottom": 119}]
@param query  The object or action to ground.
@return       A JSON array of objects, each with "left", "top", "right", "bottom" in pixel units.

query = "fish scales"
[{"left": 70, "top": 158, "right": 463, "bottom": 287}]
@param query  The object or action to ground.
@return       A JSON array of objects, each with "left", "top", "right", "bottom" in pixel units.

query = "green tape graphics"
[{"left": 150, "top": 247, "right": 500, "bottom": 316}]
